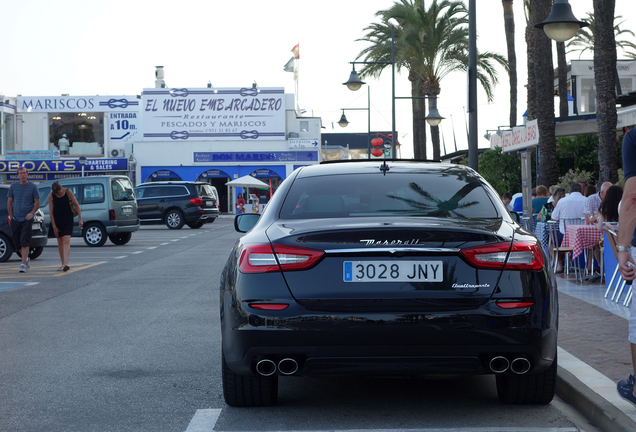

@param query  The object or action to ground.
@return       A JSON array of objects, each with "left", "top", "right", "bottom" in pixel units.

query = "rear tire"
[
  {"left": 165, "top": 210, "right": 185, "bottom": 230},
  {"left": 222, "top": 353, "right": 278, "bottom": 407},
  {"left": 496, "top": 354, "right": 557, "bottom": 405},
  {"left": 109, "top": 232, "right": 132, "bottom": 245},
  {"left": 83, "top": 223, "right": 107, "bottom": 247},
  {"left": 0, "top": 234, "right": 14, "bottom": 262}
]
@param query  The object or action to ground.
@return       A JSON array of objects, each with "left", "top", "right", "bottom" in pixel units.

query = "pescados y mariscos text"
[{"left": 145, "top": 97, "right": 283, "bottom": 112}]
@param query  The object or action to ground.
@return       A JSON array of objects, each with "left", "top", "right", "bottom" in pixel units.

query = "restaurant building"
[{"left": 0, "top": 85, "right": 322, "bottom": 213}]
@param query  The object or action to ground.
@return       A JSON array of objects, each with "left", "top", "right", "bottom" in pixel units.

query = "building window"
[{"left": 49, "top": 113, "right": 104, "bottom": 156}]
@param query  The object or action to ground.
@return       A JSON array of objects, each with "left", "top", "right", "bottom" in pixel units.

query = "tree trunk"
[
  {"left": 534, "top": 0, "right": 558, "bottom": 187},
  {"left": 411, "top": 76, "right": 427, "bottom": 160},
  {"left": 525, "top": 18, "right": 537, "bottom": 121},
  {"left": 557, "top": 42, "right": 569, "bottom": 118},
  {"left": 594, "top": 0, "right": 618, "bottom": 185},
  {"left": 503, "top": 0, "right": 517, "bottom": 127}
]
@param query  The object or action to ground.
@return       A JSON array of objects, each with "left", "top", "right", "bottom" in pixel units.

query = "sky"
[{"left": 1, "top": 0, "right": 633, "bottom": 159}]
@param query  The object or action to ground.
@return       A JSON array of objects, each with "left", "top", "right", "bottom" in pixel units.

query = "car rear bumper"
[
  {"left": 221, "top": 296, "right": 558, "bottom": 378},
  {"left": 104, "top": 218, "right": 140, "bottom": 233}
]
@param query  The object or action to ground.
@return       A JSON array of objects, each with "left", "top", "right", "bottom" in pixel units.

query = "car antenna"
[{"left": 379, "top": 144, "right": 390, "bottom": 175}]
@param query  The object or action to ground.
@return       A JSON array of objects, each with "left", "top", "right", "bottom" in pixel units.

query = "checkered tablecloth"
[
  {"left": 561, "top": 225, "right": 603, "bottom": 259},
  {"left": 534, "top": 222, "right": 550, "bottom": 248}
]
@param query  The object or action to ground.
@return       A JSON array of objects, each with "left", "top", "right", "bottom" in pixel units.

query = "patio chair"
[
  {"left": 546, "top": 220, "right": 577, "bottom": 278},
  {"left": 562, "top": 217, "right": 586, "bottom": 281},
  {"left": 603, "top": 225, "right": 633, "bottom": 305}
]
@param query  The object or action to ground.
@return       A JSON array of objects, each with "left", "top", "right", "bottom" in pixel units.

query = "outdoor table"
[
  {"left": 561, "top": 224, "right": 603, "bottom": 260},
  {"left": 534, "top": 221, "right": 550, "bottom": 249}
]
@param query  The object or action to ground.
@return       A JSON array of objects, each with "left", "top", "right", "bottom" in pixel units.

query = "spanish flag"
[{"left": 291, "top": 44, "right": 299, "bottom": 59}]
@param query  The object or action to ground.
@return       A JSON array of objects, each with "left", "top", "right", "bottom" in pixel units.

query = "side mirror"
[
  {"left": 509, "top": 211, "right": 520, "bottom": 224},
  {"left": 235, "top": 213, "right": 260, "bottom": 233}
]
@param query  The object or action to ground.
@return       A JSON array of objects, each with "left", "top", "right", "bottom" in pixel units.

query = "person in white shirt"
[{"left": 550, "top": 183, "right": 588, "bottom": 273}]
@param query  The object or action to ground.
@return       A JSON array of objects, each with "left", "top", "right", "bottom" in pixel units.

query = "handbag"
[{"left": 67, "top": 189, "right": 79, "bottom": 217}]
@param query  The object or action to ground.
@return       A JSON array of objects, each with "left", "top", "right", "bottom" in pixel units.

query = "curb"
[{"left": 557, "top": 366, "right": 636, "bottom": 432}]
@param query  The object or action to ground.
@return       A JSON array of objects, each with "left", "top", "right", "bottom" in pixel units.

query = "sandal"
[
  {"left": 57, "top": 266, "right": 65, "bottom": 271},
  {"left": 63, "top": 265, "right": 70, "bottom": 272}
]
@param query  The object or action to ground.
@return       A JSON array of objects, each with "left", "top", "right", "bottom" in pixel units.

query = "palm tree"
[
  {"left": 524, "top": 0, "right": 536, "bottom": 121},
  {"left": 502, "top": 0, "right": 517, "bottom": 128},
  {"left": 593, "top": 0, "right": 619, "bottom": 184},
  {"left": 566, "top": 12, "right": 636, "bottom": 59},
  {"left": 355, "top": 0, "right": 507, "bottom": 161},
  {"left": 533, "top": 0, "right": 558, "bottom": 187}
]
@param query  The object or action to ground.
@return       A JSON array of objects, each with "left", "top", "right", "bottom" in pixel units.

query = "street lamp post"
[
  {"left": 79, "top": 156, "right": 87, "bottom": 177},
  {"left": 534, "top": 0, "right": 589, "bottom": 42},
  {"left": 338, "top": 87, "right": 372, "bottom": 158},
  {"left": 344, "top": 26, "right": 445, "bottom": 159},
  {"left": 344, "top": 25, "right": 397, "bottom": 158}
]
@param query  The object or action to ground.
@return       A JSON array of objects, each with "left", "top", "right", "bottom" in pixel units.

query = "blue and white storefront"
[
  {"left": 135, "top": 87, "right": 321, "bottom": 212},
  {"left": 4, "top": 87, "right": 321, "bottom": 212}
]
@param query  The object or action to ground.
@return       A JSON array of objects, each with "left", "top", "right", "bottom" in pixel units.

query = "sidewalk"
[{"left": 555, "top": 271, "right": 636, "bottom": 432}]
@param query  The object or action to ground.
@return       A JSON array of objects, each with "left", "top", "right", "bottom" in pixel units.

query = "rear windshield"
[
  {"left": 279, "top": 171, "right": 498, "bottom": 219},
  {"left": 111, "top": 178, "right": 135, "bottom": 201},
  {"left": 198, "top": 184, "right": 218, "bottom": 199}
]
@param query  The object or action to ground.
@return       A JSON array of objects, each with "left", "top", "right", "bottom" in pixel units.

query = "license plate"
[
  {"left": 32, "top": 223, "right": 40, "bottom": 230},
  {"left": 205, "top": 202, "right": 214, "bottom": 207},
  {"left": 122, "top": 207, "right": 132, "bottom": 214},
  {"left": 343, "top": 260, "right": 443, "bottom": 282}
]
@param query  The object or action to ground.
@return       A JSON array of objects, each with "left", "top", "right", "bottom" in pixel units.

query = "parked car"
[
  {"left": 134, "top": 181, "right": 219, "bottom": 229},
  {"left": 220, "top": 161, "right": 558, "bottom": 407},
  {"left": 38, "top": 175, "right": 139, "bottom": 247},
  {"left": 0, "top": 185, "right": 48, "bottom": 262}
]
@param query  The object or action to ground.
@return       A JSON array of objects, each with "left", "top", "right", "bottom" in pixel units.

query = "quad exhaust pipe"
[
  {"left": 255, "top": 358, "right": 300, "bottom": 376},
  {"left": 489, "top": 356, "right": 510, "bottom": 373},
  {"left": 255, "top": 359, "right": 277, "bottom": 376},
  {"left": 488, "top": 356, "right": 531, "bottom": 374},
  {"left": 510, "top": 357, "right": 531, "bottom": 374}
]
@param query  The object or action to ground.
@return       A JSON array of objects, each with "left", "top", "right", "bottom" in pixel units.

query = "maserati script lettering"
[{"left": 360, "top": 239, "right": 420, "bottom": 246}]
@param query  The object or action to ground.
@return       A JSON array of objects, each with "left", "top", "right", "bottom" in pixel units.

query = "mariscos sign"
[
  {"left": 489, "top": 119, "right": 539, "bottom": 152},
  {"left": 142, "top": 87, "right": 286, "bottom": 141}
]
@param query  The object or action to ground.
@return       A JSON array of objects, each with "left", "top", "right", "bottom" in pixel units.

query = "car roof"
[{"left": 297, "top": 160, "right": 476, "bottom": 178}]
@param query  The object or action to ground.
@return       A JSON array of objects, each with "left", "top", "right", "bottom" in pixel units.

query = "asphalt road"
[{"left": 0, "top": 219, "right": 596, "bottom": 432}]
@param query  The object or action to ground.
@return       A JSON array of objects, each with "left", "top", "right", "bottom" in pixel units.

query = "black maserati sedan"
[{"left": 219, "top": 161, "right": 557, "bottom": 407}]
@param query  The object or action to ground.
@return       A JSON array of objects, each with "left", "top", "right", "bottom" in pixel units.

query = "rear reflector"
[
  {"left": 461, "top": 242, "right": 544, "bottom": 271},
  {"left": 496, "top": 301, "right": 535, "bottom": 309},
  {"left": 249, "top": 303, "right": 289, "bottom": 311},
  {"left": 239, "top": 244, "right": 325, "bottom": 273}
]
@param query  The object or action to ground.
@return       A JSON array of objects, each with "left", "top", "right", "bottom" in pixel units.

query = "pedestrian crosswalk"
[{"left": 0, "top": 262, "right": 103, "bottom": 278}]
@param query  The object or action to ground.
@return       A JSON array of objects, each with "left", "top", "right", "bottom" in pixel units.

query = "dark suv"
[
  {"left": 134, "top": 181, "right": 219, "bottom": 229},
  {"left": 0, "top": 185, "right": 48, "bottom": 262}
]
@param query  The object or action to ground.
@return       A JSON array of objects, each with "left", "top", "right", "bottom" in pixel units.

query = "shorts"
[
  {"left": 629, "top": 248, "right": 636, "bottom": 344},
  {"left": 11, "top": 219, "right": 32, "bottom": 249}
]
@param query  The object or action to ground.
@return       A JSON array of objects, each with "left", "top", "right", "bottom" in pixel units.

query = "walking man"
[
  {"left": 7, "top": 167, "right": 40, "bottom": 272},
  {"left": 616, "top": 127, "right": 636, "bottom": 405}
]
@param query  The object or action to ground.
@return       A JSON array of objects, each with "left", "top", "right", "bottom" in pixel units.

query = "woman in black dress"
[{"left": 49, "top": 181, "right": 83, "bottom": 271}]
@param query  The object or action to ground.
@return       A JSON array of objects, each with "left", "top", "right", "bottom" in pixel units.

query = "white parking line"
[
  {"left": 161, "top": 243, "right": 170, "bottom": 245},
  {"left": 185, "top": 409, "right": 221, "bottom": 432},
  {"left": 147, "top": 247, "right": 157, "bottom": 250},
  {"left": 171, "top": 239, "right": 179, "bottom": 242},
  {"left": 114, "top": 256, "right": 127, "bottom": 259},
  {"left": 132, "top": 251, "right": 144, "bottom": 254}
]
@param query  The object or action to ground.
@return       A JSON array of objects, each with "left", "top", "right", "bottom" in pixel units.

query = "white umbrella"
[{"left": 225, "top": 175, "right": 269, "bottom": 189}]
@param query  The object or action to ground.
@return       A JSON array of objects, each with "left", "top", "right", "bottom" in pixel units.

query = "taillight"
[
  {"left": 109, "top": 209, "right": 115, "bottom": 220},
  {"left": 496, "top": 301, "right": 535, "bottom": 309},
  {"left": 190, "top": 197, "right": 205, "bottom": 206},
  {"left": 239, "top": 244, "right": 324, "bottom": 273},
  {"left": 249, "top": 303, "right": 290, "bottom": 311},
  {"left": 461, "top": 242, "right": 544, "bottom": 271}
]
